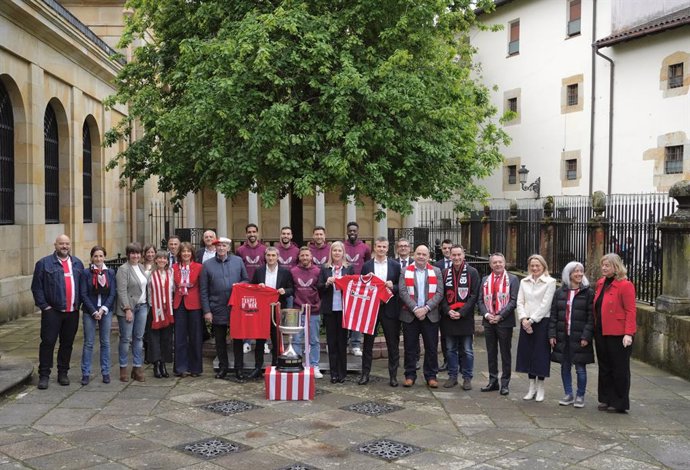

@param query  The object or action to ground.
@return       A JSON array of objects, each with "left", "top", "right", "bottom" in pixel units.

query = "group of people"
[{"left": 31, "top": 226, "right": 637, "bottom": 413}]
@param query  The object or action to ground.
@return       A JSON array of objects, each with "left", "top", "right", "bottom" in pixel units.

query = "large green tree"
[{"left": 106, "top": 0, "right": 508, "bottom": 217}]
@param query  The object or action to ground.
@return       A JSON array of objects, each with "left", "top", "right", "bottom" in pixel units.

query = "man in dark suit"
[
  {"left": 434, "top": 238, "right": 453, "bottom": 371},
  {"left": 195, "top": 230, "right": 217, "bottom": 264},
  {"left": 398, "top": 244, "right": 444, "bottom": 388},
  {"left": 250, "top": 246, "right": 294, "bottom": 378},
  {"left": 478, "top": 252, "right": 519, "bottom": 395},
  {"left": 359, "top": 237, "right": 401, "bottom": 387},
  {"left": 395, "top": 238, "right": 419, "bottom": 370}
]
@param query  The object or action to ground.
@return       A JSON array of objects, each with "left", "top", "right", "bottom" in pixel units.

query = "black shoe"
[
  {"left": 330, "top": 376, "right": 339, "bottom": 384},
  {"left": 481, "top": 381, "right": 499, "bottom": 392},
  {"left": 160, "top": 362, "right": 169, "bottom": 378},
  {"left": 389, "top": 376, "right": 398, "bottom": 387},
  {"left": 337, "top": 376, "right": 346, "bottom": 383},
  {"left": 57, "top": 374, "right": 70, "bottom": 386},
  {"left": 37, "top": 376, "right": 49, "bottom": 390},
  {"left": 247, "top": 368, "right": 263, "bottom": 380},
  {"left": 235, "top": 371, "right": 246, "bottom": 383},
  {"left": 81, "top": 375, "right": 90, "bottom": 386},
  {"left": 215, "top": 368, "right": 228, "bottom": 379},
  {"left": 500, "top": 385, "right": 510, "bottom": 395},
  {"left": 154, "top": 361, "right": 162, "bottom": 378},
  {"left": 102, "top": 374, "right": 111, "bottom": 384},
  {"left": 439, "top": 361, "right": 448, "bottom": 372},
  {"left": 357, "top": 374, "right": 370, "bottom": 385}
]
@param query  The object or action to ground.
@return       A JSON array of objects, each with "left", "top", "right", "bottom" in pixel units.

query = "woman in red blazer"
[
  {"left": 593, "top": 252, "right": 636, "bottom": 413},
  {"left": 173, "top": 242, "right": 204, "bottom": 377}
]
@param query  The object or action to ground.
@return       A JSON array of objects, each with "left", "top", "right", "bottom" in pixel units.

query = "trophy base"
[{"left": 276, "top": 355, "right": 304, "bottom": 373}]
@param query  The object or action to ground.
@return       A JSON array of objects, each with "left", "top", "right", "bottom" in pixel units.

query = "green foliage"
[{"left": 105, "top": 0, "right": 509, "bottom": 217}]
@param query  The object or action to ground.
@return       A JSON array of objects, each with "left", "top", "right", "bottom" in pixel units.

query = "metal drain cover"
[
  {"left": 275, "top": 464, "right": 320, "bottom": 470},
  {"left": 354, "top": 439, "right": 422, "bottom": 461},
  {"left": 341, "top": 401, "right": 403, "bottom": 416},
  {"left": 200, "top": 399, "right": 262, "bottom": 416},
  {"left": 177, "top": 438, "right": 249, "bottom": 459}
]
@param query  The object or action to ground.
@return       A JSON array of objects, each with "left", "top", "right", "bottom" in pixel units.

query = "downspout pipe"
[
  {"left": 595, "top": 45, "right": 615, "bottom": 196},
  {"left": 588, "top": 0, "right": 597, "bottom": 195}
]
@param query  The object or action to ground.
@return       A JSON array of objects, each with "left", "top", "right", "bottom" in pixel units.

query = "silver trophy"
[{"left": 271, "top": 305, "right": 305, "bottom": 372}]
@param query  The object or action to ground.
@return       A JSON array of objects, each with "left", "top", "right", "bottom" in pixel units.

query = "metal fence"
[{"left": 149, "top": 200, "right": 185, "bottom": 249}]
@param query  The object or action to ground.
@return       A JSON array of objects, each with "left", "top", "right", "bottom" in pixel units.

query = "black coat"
[
  {"left": 548, "top": 285, "right": 595, "bottom": 365},
  {"left": 251, "top": 265, "right": 294, "bottom": 308},
  {"left": 440, "top": 264, "right": 480, "bottom": 336},
  {"left": 316, "top": 265, "right": 355, "bottom": 315}
]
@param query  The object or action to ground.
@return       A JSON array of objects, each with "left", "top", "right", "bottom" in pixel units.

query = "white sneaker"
[
  {"left": 243, "top": 343, "right": 251, "bottom": 354},
  {"left": 352, "top": 347, "right": 363, "bottom": 357},
  {"left": 264, "top": 343, "right": 270, "bottom": 355},
  {"left": 313, "top": 366, "right": 323, "bottom": 379},
  {"left": 573, "top": 395, "right": 585, "bottom": 408}
]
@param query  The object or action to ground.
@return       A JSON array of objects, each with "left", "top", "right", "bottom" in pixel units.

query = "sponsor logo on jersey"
[
  {"left": 298, "top": 278, "right": 314, "bottom": 287},
  {"left": 245, "top": 255, "right": 260, "bottom": 265}
]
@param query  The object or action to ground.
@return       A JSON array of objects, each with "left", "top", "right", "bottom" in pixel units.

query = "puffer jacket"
[{"left": 548, "top": 285, "right": 595, "bottom": 365}]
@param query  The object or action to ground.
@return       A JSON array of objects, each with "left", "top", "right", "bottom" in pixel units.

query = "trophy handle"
[{"left": 270, "top": 302, "right": 280, "bottom": 328}]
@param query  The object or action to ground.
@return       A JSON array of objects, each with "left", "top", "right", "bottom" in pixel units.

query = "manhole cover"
[
  {"left": 177, "top": 438, "right": 249, "bottom": 459},
  {"left": 342, "top": 401, "right": 403, "bottom": 416},
  {"left": 200, "top": 400, "right": 262, "bottom": 416},
  {"left": 275, "top": 464, "right": 319, "bottom": 470},
  {"left": 354, "top": 439, "right": 422, "bottom": 461}
]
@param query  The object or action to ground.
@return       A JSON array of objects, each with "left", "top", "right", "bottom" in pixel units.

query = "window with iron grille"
[
  {"left": 0, "top": 82, "right": 14, "bottom": 225},
  {"left": 507, "top": 97, "right": 518, "bottom": 113},
  {"left": 566, "top": 159, "right": 577, "bottom": 180},
  {"left": 83, "top": 122, "right": 92, "bottom": 223},
  {"left": 664, "top": 145, "right": 683, "bottom": 174},
  {"left": 567, "top": 84, "right": 578, "bottom": 106},
  {"left": 44, "top": 105, "right": 59, "bottom": 224},
  {"left": 508, "top": 165, "right": 517, "bottom": 184},
  {"left": 508, "top": 20, "right": 520, "bottom": 55},
  {"left": 669, "top": 63, "right": 683, "bottom": 89},
  {"left": 567, "top": 0, "right": 581, "bottom": 36}
]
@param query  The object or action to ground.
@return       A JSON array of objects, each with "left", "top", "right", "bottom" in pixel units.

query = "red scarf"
[
  {"left": 404, "top": 264, "right": 437, "bottom": 302},
  {"left": 150, "top": 269, "right": 174, "bottom": 330},
  {"left": 91, "top": 265, "right": 109, "bottom": 294},
  {"left": 482, "top": 271, "right": 509, "bottom": 314}
]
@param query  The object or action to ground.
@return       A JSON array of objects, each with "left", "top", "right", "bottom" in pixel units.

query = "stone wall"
[{"left": 633, "top": 305, "right": 690, "bottom": 381}]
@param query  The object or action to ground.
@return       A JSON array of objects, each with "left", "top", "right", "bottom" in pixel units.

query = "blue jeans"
[
  {"left": 349, "top": 330, "right": 362, "bottom": 349},
  {"left": 293, "top": 314, "right": 322, "bottom": 367},
  {"left": 117, "top": 304, "right": 148, "bottom": 367},
  {"left": 561, "top": 340, "right": 587, "bottom": 397},
  {"left": 81, "top": 311, "right": 113, "bottom": 376},
  {"left": 445, "top": 334, "right": 474, "bottom": 380}
]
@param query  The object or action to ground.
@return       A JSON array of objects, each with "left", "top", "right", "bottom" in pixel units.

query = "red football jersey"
[
  {"left": 228, "top": 284, "right": 279, "bottom": 339},
  {"left": 334, "top": 274, "right": 393, "bottom": 335}
]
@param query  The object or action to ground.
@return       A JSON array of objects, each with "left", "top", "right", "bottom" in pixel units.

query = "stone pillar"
[
  {"left": 403, "top": 201, "right": 419, "bottom": 228},
  {"left": 460, "top": 213, "right": 471, "bottom": 253},
  {"left": 217, "top": 192, "right": 227, "bottom": 236},
  {"left": 480, "top": 205, "right": 491, "bottom": 257},
  {"left": 280, "top": 196, "right": 290, "bottom": 228},
  {"left": 248, "top": 191, "right": 259, "bottom": 224},
  {"left": 585, "top": 191, "right": 608, "bottom": 282},
  {"left": 539, "top": 196, "right": 555, "bottom": 271},
  {"left": 656, "top": 181, "right": 690, "bottom": 315},
  {"left": 375, "top": 205, "right": 387, "bottom": 238},
  {"left": 346, "top": 197, "right": 356, "bottom": 223},
  {"left": 185, "top": 192, "right": 196, "bottom": 227},
  {"left": 506, "top": 200, "right": 518, "bottom": 269},
  {"left": 315, "top": 188, "right": 325, "bottom": 227}
]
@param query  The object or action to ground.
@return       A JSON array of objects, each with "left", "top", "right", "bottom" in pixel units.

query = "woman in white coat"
[{"left": 516, "top": 254, "right": 556, "bottom": 402}]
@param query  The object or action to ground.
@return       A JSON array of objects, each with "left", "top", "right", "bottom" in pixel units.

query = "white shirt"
[
  {"left": 202, "top": 248, "right": 216, "bottom": 263},
  {"left": 373, "top": 258, "right": 388, "bottom": 282},
  {"left": 265, "top": 265, "right": 278, "bottom": 289},
  {"left": 516, "top": 273, "right": 557, "bottom": 324},
  {"left": 133, "top": 264, "right": 148, "bottom": 305},
  {"left": 415, "top": 265, "right": 427, "bottom": 308}
]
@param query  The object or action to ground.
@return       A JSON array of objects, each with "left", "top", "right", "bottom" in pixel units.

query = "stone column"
[
  {"left": 656, "top": 181, "right": 690, "bottom": 315},
  {"left": 217, "top": 192, "right": 227, "bottom": 236},
  {"left": 375, "top": 205, "right": 387, "bottom": 238},
  {"left": 539, "top": 196, "right": 555, "bottom": 271},
  {"left": 280, "top": 195, "right": 290, "bottom": 228},
  {"left": 506, "top": 200, "right": 518, "bottom": 269},
  {"left": 403, "top": 201, "right": 419, "bottom": 228},
  {"left": 185, "top": 192, "right": 196, "bottom": 227},
  {"left": 585, "top": 191, "right": 608, "bottom": 282},
  {"left": 315, "top": 188, "right": 325, "bottom": 227},
  {"left": 248, "top": 190, "right": 259, "bottom": 224},
  {"left": 480, "top": 205, "right": 491, "bottom": 257},
  {"left": 346, "top": 197, "right": 356, "bottom": 223},
  {"left": 460, "top": 213, "right": 471, "bottom": 253}
]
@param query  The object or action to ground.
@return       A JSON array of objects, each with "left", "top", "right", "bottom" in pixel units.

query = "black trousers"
[
  {"left": 362, "top": 316, "right": 401, "bottom": 377},
  {"left": 212, "top": 324, "right": 229, "bottom": 370},
  {"left": 232, "top": 338, "right": 246, "bottom": 371},
  {"left": 595, "top": 332, "right": 632, "bottom": 411},
  {"left": 256, "top": 322, "right": 279, "bottom": 367},
  {"left": 324, "top": 311, "right": 348, "bottom": 379},
  {"left": 173, "top": 305, "right": 204, "bottom": 375},
  {"left": 484, "top": 323, "right": 513, "bottom": 386},
  {"left": 402, "top": 317, "right": 439, "bottom": 381},
  {"left": 38, "top": 309, "right": 79, "bottom": 377},
  {"left": 148, "top": 325, "right": 173, "bottom": 363},
  {"left": 439, "top": 328, "right": 448, "bottom": 362}
]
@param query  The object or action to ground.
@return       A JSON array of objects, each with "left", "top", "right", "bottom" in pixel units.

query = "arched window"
[
  {"left": 83, "top": 122, "right": 92, "bottom": 223},
  {"left": 44, "top": 105, "right": 59, "bottom": 224},
  {"left": 0, "top": 82, "right": 14, "bottom": 225}
]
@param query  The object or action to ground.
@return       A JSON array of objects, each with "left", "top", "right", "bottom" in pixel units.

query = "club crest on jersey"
[
  {"left": 241, "top": 296, "right": 258, "bottom": 313},
  {"left": 345, "top": 254, "right": 359, "bottom": 263},
  {"left": 298, "top": 278, "right": 314, "bottom": 287},
  {"left": 245, "top": 255, "right": 260, "bottom": 265},
  {"left": 279, "top": 256, "right": 292, "bottom": 265}
]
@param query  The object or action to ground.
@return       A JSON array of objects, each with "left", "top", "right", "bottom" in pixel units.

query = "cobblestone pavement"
[{"left": 1, "top": 312, "right": 689, "bottom": 469}]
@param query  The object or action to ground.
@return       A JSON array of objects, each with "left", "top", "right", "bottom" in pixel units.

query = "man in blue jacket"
[{"left": 31, "top": 234, "right": 84, "bottom": 389}]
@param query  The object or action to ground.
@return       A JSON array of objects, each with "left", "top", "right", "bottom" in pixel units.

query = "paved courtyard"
[{"left": 1, "top": 312, "right": 689, "bottom": 469}]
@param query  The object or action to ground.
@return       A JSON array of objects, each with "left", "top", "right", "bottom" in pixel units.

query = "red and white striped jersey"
[{"left": 334, "top": 273, "right": 393, "bottom": 335}]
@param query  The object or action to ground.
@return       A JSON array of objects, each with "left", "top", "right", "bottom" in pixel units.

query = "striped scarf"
[
  {"left": 482, "top": 271, "right": 510, "bottom": 315},
  {"left": 404, "top": 264, "right": 437, "bottom": 302},
  {"left": 150, "top": 269, "right": 174, "bottom": 330}
]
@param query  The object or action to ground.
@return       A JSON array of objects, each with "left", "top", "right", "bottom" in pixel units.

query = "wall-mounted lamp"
[{"left": 518, "top": 165, "right": 540, "bottom": 198}]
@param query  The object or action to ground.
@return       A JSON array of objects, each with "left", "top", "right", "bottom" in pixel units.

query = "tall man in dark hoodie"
[
  {"left": 343, "top": 221, "right": 371, "bottom": 356},
  {"left": 236, "top": 223, "right": 267, "bottom": 281}
]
